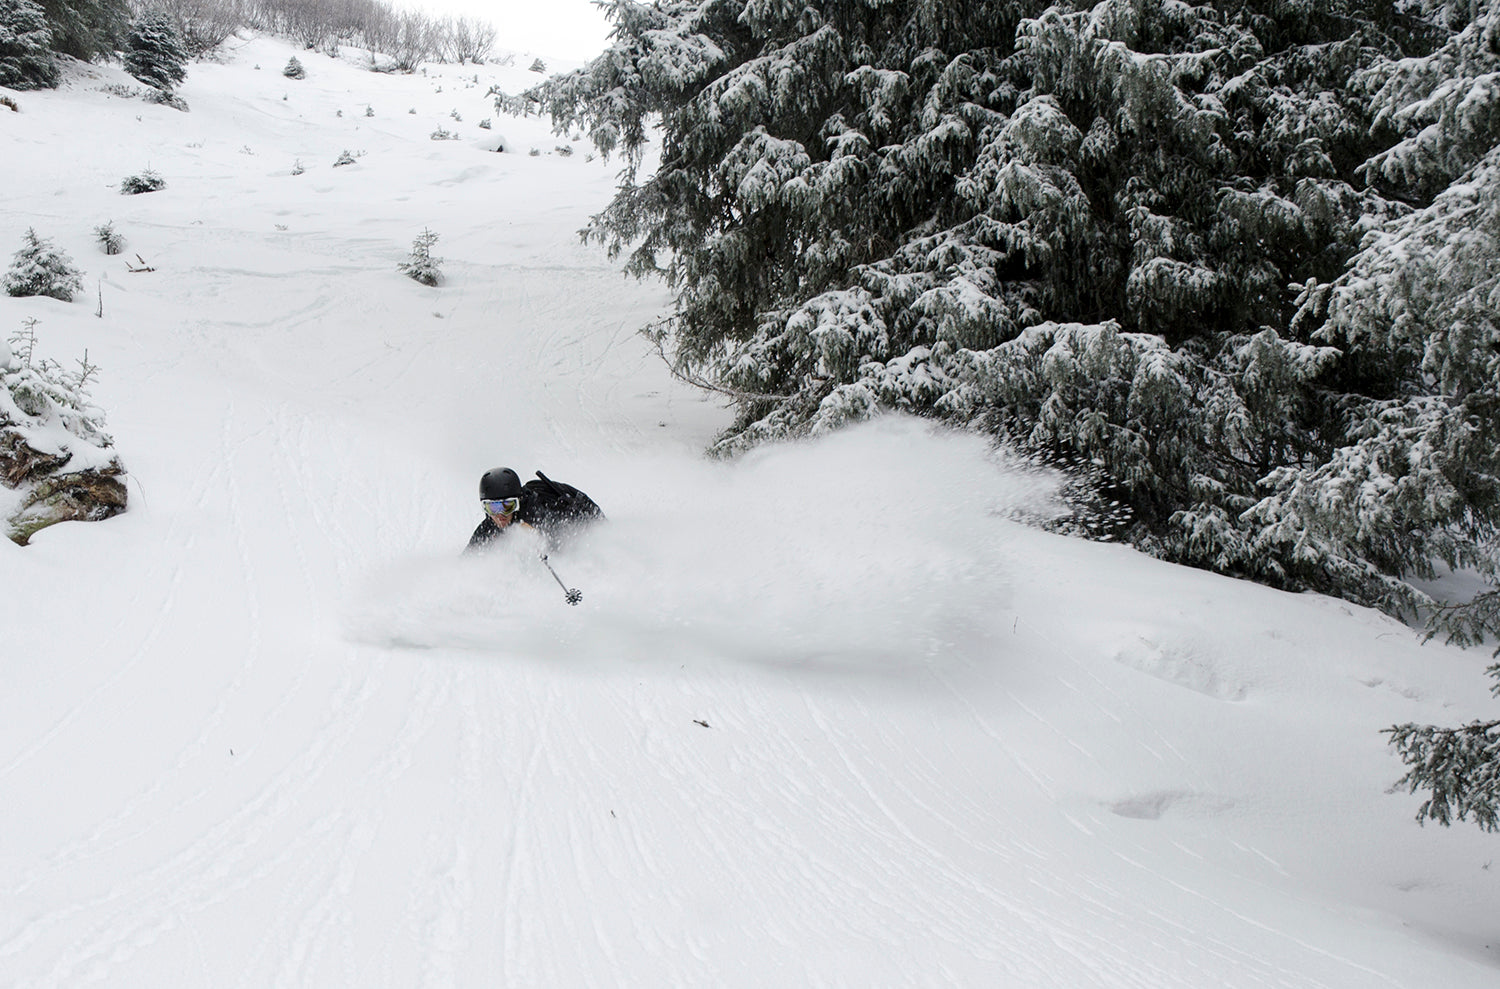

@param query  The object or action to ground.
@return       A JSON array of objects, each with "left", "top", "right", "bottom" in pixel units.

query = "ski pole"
[{"left": 540, "top": 552, "right": 583, "bottom": 605}]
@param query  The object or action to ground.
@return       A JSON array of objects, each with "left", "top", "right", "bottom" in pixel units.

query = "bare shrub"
[
  {"left": 444, "top": 15, "right": 496, "bottom": 65},
  {"left": 147, "top": 0, "right": 243, "bottom": 56}
]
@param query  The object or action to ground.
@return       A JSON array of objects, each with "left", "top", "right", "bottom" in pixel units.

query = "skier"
[{"left": 467, "top": 466, "right": 603, "bottom": 551}]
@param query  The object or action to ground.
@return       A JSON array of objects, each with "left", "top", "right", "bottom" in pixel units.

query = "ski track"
[
  {"left": 9, "top": 399, "right": 338, "bottom": 898},
  {"left": 0, "top": 423, "right": 239, "bottom": 787},
  {"left": 8, "top": 643, "right": 380, "bottom": 988},
  {"left": 500, "top": 681, "right": 556, "bottom": 987},
  {"left": 3, "top": 401, "right": 401, "bottom": 986}
]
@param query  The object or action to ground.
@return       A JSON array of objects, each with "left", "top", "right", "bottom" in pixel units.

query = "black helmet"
[{"left": 479, "top": 467, "right": 523, "bottom": 501}]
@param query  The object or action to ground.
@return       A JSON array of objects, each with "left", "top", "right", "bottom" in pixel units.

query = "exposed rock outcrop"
[
  {"left": 1, "top": 335, "right": 126, "bottom": 544},
  {"left": 1, "top": 431, "right": 126, "bottom": 544}
]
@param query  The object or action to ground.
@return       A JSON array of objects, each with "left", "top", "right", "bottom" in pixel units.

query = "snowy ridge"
[{"left": 0, "top": 34, "right": 1497, "bottom": 988}]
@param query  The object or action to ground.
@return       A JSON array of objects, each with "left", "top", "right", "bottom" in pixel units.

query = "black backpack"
[{"left": 522, "top": 471, "right": 604, "bottom": 531}]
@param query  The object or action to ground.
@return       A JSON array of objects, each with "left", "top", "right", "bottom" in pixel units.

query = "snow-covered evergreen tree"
[
  {"left": 1281, "top": 0, "right": 1500, "bottom": 831},
  {"left": 4, "top": 228, "right": 83, "bottom": 302},
  {"left": 0, "top": 0, "right": 59, "bottom": 90},
  {"left": 93, "top": 220, "right": 123, "bottom": 254},
  {"left": 515, "top": 0, "right": 1500, "bottom": 832},
  {"left": 1253, "top": 1, "right": 1500, "bottom": 620},
  {"left": 399, "top": 228, "right": 442, "bottom": 286},
  {"left": 123, "top": 10, "right": 188, "bottom": 93},
  {"left": 283, "top": 55, "right": 305, "bottom": 79},
  {"left": 39, "top": 0, "right": 129, "bottom": 62},
  {"left": 120, "top": 168, "right": 165, "bottom": 194},
  {"left": 513, "top": 0, "right": 1500, "bottom": 640}
]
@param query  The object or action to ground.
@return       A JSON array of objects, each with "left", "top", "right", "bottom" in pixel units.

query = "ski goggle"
[{"left": 482, "top": 497, "right": 521, "bottom": 517}]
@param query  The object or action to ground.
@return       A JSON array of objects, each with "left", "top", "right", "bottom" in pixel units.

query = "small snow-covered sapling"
[
  {"left": 4, "top": 229, "right": 84, "bottom": 301},
  {"left": 120, "top": 169, "right": 165, "bottom": 195},
  {"left": 398, "top": 228, "right": 443, "bottom": 287},
  {"left": 93, "top": 222, "right": 124, "bottom": 255}
]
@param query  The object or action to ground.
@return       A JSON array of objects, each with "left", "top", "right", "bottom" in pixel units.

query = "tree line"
[{"left": 0, "top": 0, "right": 502, "bottom": 91}]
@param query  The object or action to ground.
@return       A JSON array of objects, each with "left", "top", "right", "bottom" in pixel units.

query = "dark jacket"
[
  {"left": 466, "top": 514, "right": 534, "bottom": 551},
  {"left": 466, "top": 473, "right": 603, "bottom": 551}
]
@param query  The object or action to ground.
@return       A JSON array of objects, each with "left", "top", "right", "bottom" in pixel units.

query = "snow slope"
[{"left": 1, "top": 36, "right": 1497, "bottom": 988}]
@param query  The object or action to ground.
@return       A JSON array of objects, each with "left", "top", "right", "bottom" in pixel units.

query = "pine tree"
[
  {"left": 38, "top": 0, "right": 129, "bottom": 62},
  {"left": 515, "top": 2, "right": 1400, "bottom": 480},
  {"left": 283, "top": 55, "right": 305, "bottom": 79},
  {"left": 123, "top": 10, "right": 188, "bottom": 93},
  {"left": 509, "top": 0, "right": 1500, "bottom": 623},
  {"left": 517, "top": 0, "right": 1500, "bottom": 833},
  {"left": 93, "top": 221, "right": 123, "bottom": 254},
  {"left": 120, "top": 168, "right": 165, "bottom": 194},
  {"left": 0, "top": 0, "right": 58, "bottom": 90},
  {"left": 4, "top": 228, "right": 83, "bottom": 302},
  {"left": 399, "top": 228, "right": 442, "bottom": 286},
  {"left": 1298, "top": 0, "right": 1500, "bottom": 831}
]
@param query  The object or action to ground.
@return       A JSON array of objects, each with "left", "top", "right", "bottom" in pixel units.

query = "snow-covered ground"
[{"left": 1, "top": 35, "right": 1497, "bottom": 988}]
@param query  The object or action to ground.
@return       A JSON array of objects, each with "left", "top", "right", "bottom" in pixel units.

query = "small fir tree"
[
  {"left": 122, "top": 10, "right": 187, "bottom": 92},
  {"left": 4, "top": 229, "right": 83, "bottom": 302},
  {"left": 0, "top": 0, "right": 58, "bottom": 90},
  {"left": 93, "top": 221, "right": 123, "bottom": 254},
  {"left": 399, "top": 228, "right": 442, "bottom": 286},
  {"left": 120, "top": 168, "right": 165, "bottom": 194},
  {"left": 283, "top": 55, "right": 305, "bottom": 79},
  {"left": 10, "top": 315, "right": 37, "bottom": 366}
]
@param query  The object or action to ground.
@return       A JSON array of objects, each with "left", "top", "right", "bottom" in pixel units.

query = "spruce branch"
[
  {"left": 643, "top": 318, "right": 792, "bottom": 404},
  {"left": 1424, "top": 591, "right": 1500, "bottom": 655},
  {"left": 1386, "top": 712, "right": 1500, "bottom": 832}
]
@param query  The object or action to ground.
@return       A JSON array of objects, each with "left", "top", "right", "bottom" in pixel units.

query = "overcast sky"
[{"left": 414, "top": 0, "right": 614, "bottom": 61}]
